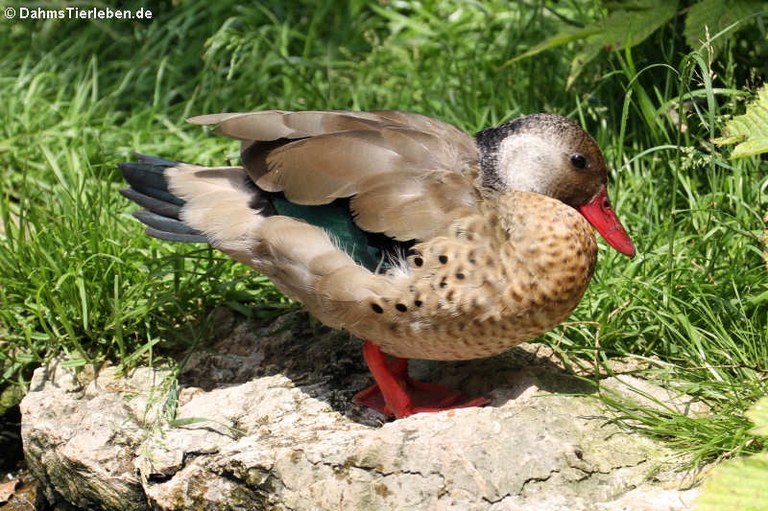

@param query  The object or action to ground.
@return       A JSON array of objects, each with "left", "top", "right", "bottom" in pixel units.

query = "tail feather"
[
  {"left": 133, "top": 153, "right": 179, "bottom": 166},
  {"left": 119, "top": 155, "right": 207, "bottom": 243},
  {"left": 132, "top": 210, "right": 207, "bottom": 243},
  {"left": 119, "top": 188, "right": 182, "bottom": 219},
  {"left": 119, "top": 162, "right": 185, "bottom": 206}
]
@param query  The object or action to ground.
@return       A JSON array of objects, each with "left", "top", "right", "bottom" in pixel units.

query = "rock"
[
  {"left": 21, "top": 311, "right": 701, "bottom": 510},
  {"left": 600, "top": 374, "right": 710, "bottom": 418},
  {"left": 22, "top": 361, "right": 158, "bottom": 511}
]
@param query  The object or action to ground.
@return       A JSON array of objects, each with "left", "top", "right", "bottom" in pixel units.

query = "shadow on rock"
[{"left": 178, "top": 308, "right": 596, "bottom": 425}]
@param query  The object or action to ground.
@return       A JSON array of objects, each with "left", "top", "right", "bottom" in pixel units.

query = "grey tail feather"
[{"left": 119, "top": 154, "right": 209, "bottom": 244}]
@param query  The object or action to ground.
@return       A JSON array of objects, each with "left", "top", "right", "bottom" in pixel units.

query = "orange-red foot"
[{"left": 353, "top": 341, "right": 490, "bottom": 419}]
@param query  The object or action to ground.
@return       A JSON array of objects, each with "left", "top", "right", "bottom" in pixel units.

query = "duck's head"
[{"left": 476, "top": 113, "right": 635, "bottom": 257}]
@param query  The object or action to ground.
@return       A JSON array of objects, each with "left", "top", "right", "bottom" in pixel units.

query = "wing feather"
[
  {"left": 189, "top": 110, "right": 481, "bottom": 241},
  {"left": 351, "top": 171, "right": 476, "bottom": 240},
  {"left": 188, "top": 111, "right": 384, "bottom": 141},
  {"left": 257, "top": 129, "right": 442, "bottom": 203}
]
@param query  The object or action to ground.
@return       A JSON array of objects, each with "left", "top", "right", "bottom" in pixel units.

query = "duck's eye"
[{"left": 570, "top": 153, "right": 587, "bottom": 169}]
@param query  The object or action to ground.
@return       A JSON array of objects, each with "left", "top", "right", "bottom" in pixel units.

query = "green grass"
[{"left": 0, "top": 0, "right": 766, "bottom": 466}]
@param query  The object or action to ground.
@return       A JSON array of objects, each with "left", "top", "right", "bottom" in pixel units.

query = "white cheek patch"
[{"left": 497, "top": 134, "right": 565, "bottom": 195}]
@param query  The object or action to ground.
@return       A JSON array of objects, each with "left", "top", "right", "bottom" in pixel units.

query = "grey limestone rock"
[{"left": 21, "top": 310, "right": 701, "bottom": 510}]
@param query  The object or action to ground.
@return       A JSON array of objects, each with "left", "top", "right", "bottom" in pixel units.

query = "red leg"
[{"left": 352, "top": 341, "right": 490, "bottom": 419}]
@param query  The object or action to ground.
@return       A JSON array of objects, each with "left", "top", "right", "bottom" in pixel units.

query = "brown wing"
[{"left": 188, "top": 110, "right": 480, "bottom": 241}]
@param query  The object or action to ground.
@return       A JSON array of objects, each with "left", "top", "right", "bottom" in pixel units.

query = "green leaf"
[
  {"left": 745, "top": 397, "right": 768, "bottom": 438},
  {"left": 567, "top": 0, "right": 677, "bottom": 87},
  {"left": 684, "top": 0, "right": 763, "bottom": 55},
  {"left": 504, "top": 0, "right": 676, "bottom": 86},
  {"left": 502, "top": 25, "right": 602, "bottom": 67},
  {"left": 168, "top": 417, "right": 210, "bottom": 427},
  {"left": 0, "top": 386, "right": 23, "bottom": 416},
  {"left": 696, "top": 398, "right": 768, "bottom": 511},
  {"left": 713, "top": 84, "right": 768, "bottom": 158},
  {"left": 696, "top": 453, "right": 768, "bottom": 511}
]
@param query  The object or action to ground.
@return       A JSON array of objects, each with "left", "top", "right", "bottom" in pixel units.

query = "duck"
[{"left": 119, "top": 110, "right": 635, "bottom": 419}]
